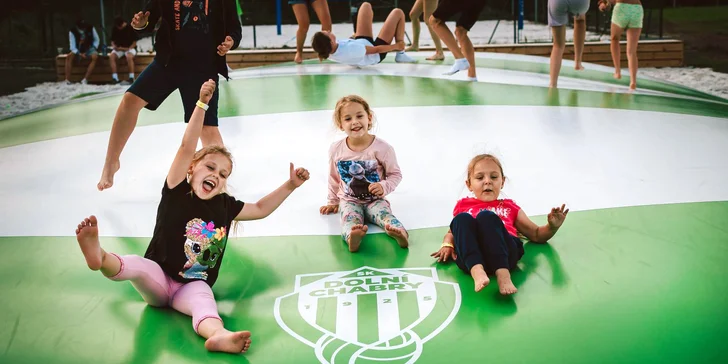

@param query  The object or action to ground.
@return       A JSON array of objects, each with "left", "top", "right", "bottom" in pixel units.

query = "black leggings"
[{"left": 450, "top": 211, "right": 524, "bottom": 274}]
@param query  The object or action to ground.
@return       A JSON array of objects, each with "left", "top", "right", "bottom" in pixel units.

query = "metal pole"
[
  {"left": 513, "top": 0, "right": 516, "bottom": 43},
  {"left": 276, "top": 0, "right": 282, "bottom": 35},
  {"left": 99, "top": 0, "right": 107, "bottom": 55},
  {"left": 535, "top": 0, "right": 538, "bottom": 23}
]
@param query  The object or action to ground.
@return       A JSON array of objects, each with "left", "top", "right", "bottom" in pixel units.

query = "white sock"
[
  {"left": 129, "top": 72, "right": 134, "bottom": 78},
  {"left": 112, "top": 73, "right": 118, "bottom": 81}
]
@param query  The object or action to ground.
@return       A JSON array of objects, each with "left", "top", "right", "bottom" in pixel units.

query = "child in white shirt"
[{"left": 311, "top": 2, "right": 416, "bottom": 66}]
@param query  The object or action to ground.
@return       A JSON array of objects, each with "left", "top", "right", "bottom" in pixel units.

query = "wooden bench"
[{"left": 56, "top": 39, "right": 683, "bottom": 83}]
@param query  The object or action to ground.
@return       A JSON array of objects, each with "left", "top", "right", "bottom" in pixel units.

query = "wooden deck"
[{"left": 56, "top": 39, "right": 683, "bottom": 83}]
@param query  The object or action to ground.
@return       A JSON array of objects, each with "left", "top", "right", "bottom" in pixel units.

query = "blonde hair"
[
  {"left": 188, "top": 145, "right": 242, "bottom": 235},
  {"left": 466, "top": 154, "right": 505, "bottom": 182},
  {"left": 332, "top": 95, "right": 375, "bottom": 130},
  {"left": 187, "top": 145, "right": 235, "bottom": 194}
]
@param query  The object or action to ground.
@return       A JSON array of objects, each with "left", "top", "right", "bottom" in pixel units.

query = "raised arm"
[
  {"left": 514, "top": 204, "right": 569, "bottom": 243},
  {"left": 235, "top": 163, "right": 310, "bottom": 221},
  {"left": 166, "top": 79, "right": 216, "bottom": 189}
]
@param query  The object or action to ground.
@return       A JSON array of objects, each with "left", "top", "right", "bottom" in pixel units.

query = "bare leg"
[
  {"left": 423, "top": 0, "right": 444, "bottom": 60},
  {"left": 109, "top": 52, "right": 119, "bottom": 77},
  {"left": 496, "top": 268, "right": 517, "bottom": 295},
  {"left": 470, "top": 264, "right": 490, "bottom": 292},
  {"left": 348, "top": 224, "right": 368, "bottom": 252},
  {"left": 407, "top": 0, "right": 424, "bottom": 51},
  {"left": 573, "top": 15, "right": 586, "bottom": 70},
  {"left": 97, "top": 92, "right": 148, "bottom": 191},
  {"left": 311, "top": 0, "right": 332, "bottom": 32},
  {"left": 429, "top": 15, "right": 464, "bottom": 59},
  {"left": 75, "top": 215, "right": 121, "bottom": 277},
  {"left": 65, "top": 52, "right": 74, "bottom": 81},
  {"left": 455, "top": 26, "right": 476, "bottom": 78},
  {"left": 549, "top": 25, "right": 566, "bottom": 88},
  {"left": 610, "top": 22, "right": 624, "bottom": 80},
  {"left": 198, "top": 318, "right": 252, "bottom": 353},
  {"left": 84, "top": 53, "right": 98, "bottom": 80},
  {"left": 376, "top": 8, "right": 406, "bottom": 44},
  {"left": 126, "top": 53, "right": 135, "bottom": 78},
  {"left": 626, "top": 27, "right": 642, "bottom": 90},
  {"left": 200, "top": 125, "right": 223, "bottom": 147},
  {"left": 291, "top": 4, "right": 310, "bottom": 64},
  {"left": 354, "top": 2, "right": 374, "bottom": 38}
]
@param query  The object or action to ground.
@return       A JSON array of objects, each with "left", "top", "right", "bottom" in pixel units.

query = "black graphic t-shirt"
[
  {"left": 111, "top": 25, "right": 137, "bottom": 48},
  {"left": 171, "top": 0, "right": 217, "bottom": 68},
  {"left": 144, "top": 178, "right": 244, "bottom": 287}
]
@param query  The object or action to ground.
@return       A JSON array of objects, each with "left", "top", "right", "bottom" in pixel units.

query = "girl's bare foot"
[
  {"left": 470, "top": 265, "right": 490, "bottom": 292},
  {"left": 348, "top": 225, "right": 368, "bottom": 252},
  {"left": 204, "top": 330, "right": 252, "bottom": 354},
  {"left": 405, "top": 46, "right": 419, "bottom": 52},
  {"left": 629, "top": 82, "right": 637, "bottom": 90},
  {"left": 575, "top": 63, "right": 584, "bottom": 70},
  {"left": 495, "top": 268, "right": 517, "bottom": 295},
  {"left": 426, "top": 53, "right": 445, "bottom": 61},
  {"left": 97, "top": 159, "right": 120, "bottom": 191},
  {"left": 613, "top": 72, "right": 622, "bottom": 80},
  {"left": 76, "top": 216, "right": 102, "bottom": 270},
  {"left": 384, "top": 224, "right": 409, "bottom": 248},
  {"left": 294, "top": 52, "right": 303, "bottom": 64}
]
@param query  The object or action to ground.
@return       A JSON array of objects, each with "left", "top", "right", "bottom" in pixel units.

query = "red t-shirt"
[{"left": 452, "top": 197, "right": 521, "bottom": 237}]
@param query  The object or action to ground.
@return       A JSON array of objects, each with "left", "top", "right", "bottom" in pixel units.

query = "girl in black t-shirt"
[{"left": 75, "top": 80, "right": 310, "bottom": 354}]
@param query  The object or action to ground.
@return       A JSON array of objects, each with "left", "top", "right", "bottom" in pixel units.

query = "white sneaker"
[
  {"left": 466, "top": 77, "right": 478, "bottom": 82},
  {"left": 394, "top": 52, "right": 417, "bottom": 63},
  {"left": 81, "top": 79, "right": 88, "bottom": 85},
  {"left": 443, "top": 58, "right": 470, "bottom": 76}
]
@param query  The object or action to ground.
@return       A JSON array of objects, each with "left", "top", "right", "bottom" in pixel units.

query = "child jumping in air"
[
  {"left": 431, "top": 154, "right": 568, "bottom": 295},
  {"left": 600, "top": 0, "right": 643, "bottom": 90},
  {"left": 310, "top": 2, "right": 416, "bottom": 67},
  {"left": 319, "top": 95, "right": 408, "bottom": 252},
  {"left": 76, "top": 80, "right": 310, "bottom": 354}
]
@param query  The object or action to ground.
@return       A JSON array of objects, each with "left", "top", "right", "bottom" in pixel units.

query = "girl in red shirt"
[{"left": 431, "top": 154, "right": 569, "bottom": 295}]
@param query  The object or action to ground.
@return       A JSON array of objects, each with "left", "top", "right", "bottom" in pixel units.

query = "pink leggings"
[{"left": 108, "top": 253, "right": 221, "bottom": 334}]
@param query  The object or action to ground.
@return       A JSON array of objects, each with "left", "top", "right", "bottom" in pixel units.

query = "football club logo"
[{"left": 274, "top": 266, "right": 461, "bottom": 363}]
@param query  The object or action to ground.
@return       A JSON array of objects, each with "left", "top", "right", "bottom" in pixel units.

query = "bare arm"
[
  {"left": 365, "top": 45, "right": 396, "bottom": 54},
  {"left": 514, "top": 205, "right": 569, "bottom": 243},
  {"left": 236, "top": 164, "right": 310, "bottom": 220},
  {"left": 165, "top": 80, "right": 216, "bottom": 188}
]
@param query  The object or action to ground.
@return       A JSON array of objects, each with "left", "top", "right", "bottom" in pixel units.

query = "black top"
[
  {"left": 144, "top": 178, "right": 245, "bottom": 287},
  {"left": 111, "top": 25, "right": 138, "bottom": 48},
  {"left": 138, "top": 0, "right": 242, "bottom": 79}
]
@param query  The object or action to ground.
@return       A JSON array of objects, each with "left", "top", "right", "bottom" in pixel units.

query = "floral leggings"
[{"left": 340, "top": 199, "right": 406, "bottom": 241}]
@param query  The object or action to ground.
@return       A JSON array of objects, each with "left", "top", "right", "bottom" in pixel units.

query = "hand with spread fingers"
[
  {"left": 547, "top": 204, "right": 569, "bottom": 231},
  {"left": 431, "top": 245, "right": 457, "bottom": 263}
]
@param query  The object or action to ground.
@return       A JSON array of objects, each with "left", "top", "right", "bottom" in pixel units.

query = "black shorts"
[
  {"left": 432, "top": 0, "right": 487, "bottom": 32},
  {"left": 127, "top": 59, "right": 220, "bottom": 127},
  {"left": 355, "top": 35, "right": 389, "bottom": 63}
]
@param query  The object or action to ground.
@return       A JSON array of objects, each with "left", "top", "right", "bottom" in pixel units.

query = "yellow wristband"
[
  {"left": 441, "top": 242, "right": 454, "bottom": 249},
  {"left": 132, "top": 21, "right": 148, "bottom": 31},
  {"left": 196, "top": 100, "right": 209, "bottom": 111}
]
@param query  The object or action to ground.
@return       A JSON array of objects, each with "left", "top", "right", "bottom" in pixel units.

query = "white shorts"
[{"left": 112, "top": 48, "right": 137, "bottom": 58}]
